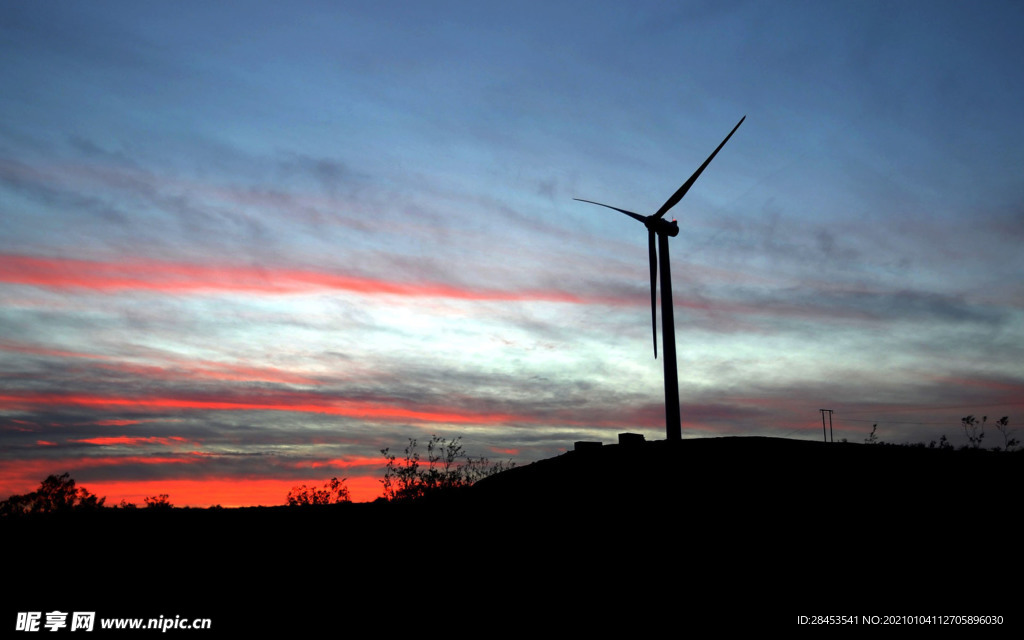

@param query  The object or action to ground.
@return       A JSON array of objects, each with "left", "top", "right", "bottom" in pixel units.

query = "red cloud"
[
  {"left": 304, "top": 456, "right": 387, "bottom": 469},
  {"left": 489, "top": 447, "right": 520, "bottom": 456},
  {"left": 73, "top": 436, "right": 194, "bottom": 447},
  {"left": 94, "top": 361, "right": 320, "bottom": 386},
  {"left": 0, "top": 253, "right": 606, "bottom": 304},
  {"left": 0, "top": 341, "right": 107, "bottom": 360},
  {"left": 0, "top": 390, "right": 530, "bottom": 425}
]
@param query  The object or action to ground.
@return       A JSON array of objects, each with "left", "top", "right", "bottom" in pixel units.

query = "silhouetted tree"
[
  {"left": 0, "top": 491, "right": 33, "bottom": 517},
  {"left": 0, "top": 473, "right": 105, "bottom": 517},
  {"left": 286, "top": 477, "right": 350, "bottom": 505},
  {"left": 961, "top": 415, "right": 986, "bottom": 449},
  {"left": 144, "top": 494, "right": 173, "bottom": 509},
  {"left": 993, "top": 416, "right": 1017, "bottom": 452},
  {"left": 865, "top": 424, "right": 879, "bottom": 444},
  {"left": 380, "top": 435, "right": 513, "bottom": 502}
]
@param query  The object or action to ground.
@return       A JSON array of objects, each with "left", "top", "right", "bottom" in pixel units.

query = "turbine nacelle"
[{"left": 646, "top": 216, "right": 679, "bottom": 237}]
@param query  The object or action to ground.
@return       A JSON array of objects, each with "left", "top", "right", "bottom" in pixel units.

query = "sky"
[{"left": 2, "top": 0, "right": 1023, "bottom": 506}]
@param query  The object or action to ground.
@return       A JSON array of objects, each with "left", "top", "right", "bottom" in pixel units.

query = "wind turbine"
[{"left": 575, "top": 116, "right": 745, "bottom": 441}]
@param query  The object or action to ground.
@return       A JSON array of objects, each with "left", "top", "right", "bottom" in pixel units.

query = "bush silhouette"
[
  {"left": 380, "top": 435, "right": 512, "bottom": 502},
  {"left": 286, "top": 477, "right": 350, "bottom": 505}
]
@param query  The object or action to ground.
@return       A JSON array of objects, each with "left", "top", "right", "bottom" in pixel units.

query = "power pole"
[{"left": 820, "top": 409, "right": 834, "bottom": 443}]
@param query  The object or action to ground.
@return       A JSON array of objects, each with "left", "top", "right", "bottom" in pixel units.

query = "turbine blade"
[
  {"left": 653, "top": 116, "right": 746, "bottom": 219},
  {"left": 649, "top": 228, "right": 658, "bottom": 359},
  {"left": 573, "top": 198, "right": 648, "bottom": 224}
]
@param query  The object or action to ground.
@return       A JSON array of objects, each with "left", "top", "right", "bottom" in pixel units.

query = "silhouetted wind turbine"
[{"left": 575, "top": 117, "right": 745, "bottom": 441}]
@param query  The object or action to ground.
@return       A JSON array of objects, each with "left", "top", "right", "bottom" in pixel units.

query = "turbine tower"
[{"left": 575, "top": 117, "right": 745, "bottom": 441}]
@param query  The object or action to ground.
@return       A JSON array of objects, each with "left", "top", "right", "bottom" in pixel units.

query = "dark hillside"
[
  {"left": 466, "top": 437, "right": 1020, "bottom": 623},
  {"left": 473, "top": 436, "right": 1019, "bottom": 501},
  {"left": 6, "top": 437, "right": 1019, "bottom": 633}
]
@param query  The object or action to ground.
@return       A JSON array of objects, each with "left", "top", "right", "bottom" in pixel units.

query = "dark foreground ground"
[{"left": 6, "top": 437, "right": 1021, "bottom": 634}]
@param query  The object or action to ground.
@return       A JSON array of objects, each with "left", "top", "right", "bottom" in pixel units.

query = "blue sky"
[{"left": 2, "top": 0, "right": 1022, "bottom": 504}]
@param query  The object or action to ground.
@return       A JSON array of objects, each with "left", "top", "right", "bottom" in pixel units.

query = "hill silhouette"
[{"left": 5, "top": 437, "right": 1019, "bottom": 633}]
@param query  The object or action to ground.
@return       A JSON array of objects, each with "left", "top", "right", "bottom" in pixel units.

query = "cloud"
[
  {"left": 72, "top": 436, "right": 195, "bottom": 447},
  {"left": 0, "top": 253, "right": 639, "bottom": 305},
  {"left": 0, "top": 390, "right": 514, "bottom": 424}
]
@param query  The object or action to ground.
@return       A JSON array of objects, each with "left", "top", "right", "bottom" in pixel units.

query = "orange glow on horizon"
[
  {"left": 1, "top": 460, "right": 387, "bottom": 506},
  {"left": 77, "top": 475, "right": 384, "bottom": 507}
]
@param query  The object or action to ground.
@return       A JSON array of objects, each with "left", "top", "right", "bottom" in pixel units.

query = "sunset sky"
[{"left": 3, "top": 1, "right": 1023, "bottom": 505}]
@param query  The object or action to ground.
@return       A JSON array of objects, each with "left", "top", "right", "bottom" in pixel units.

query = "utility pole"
[{"left": 820, "top": 409, "right": 834, "bottom": 443}]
